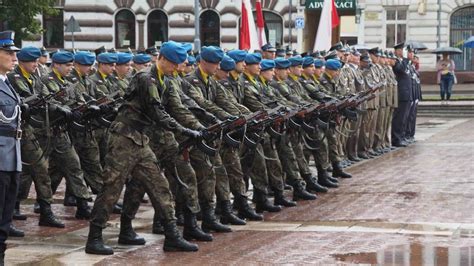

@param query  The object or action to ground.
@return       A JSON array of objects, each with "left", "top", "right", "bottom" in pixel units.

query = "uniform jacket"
[
  {"left": 392, "top": 58, "right": 413, "bottom": 102},
  {"left": 0, "top": 77, "right": 22, "bottom": 171}
]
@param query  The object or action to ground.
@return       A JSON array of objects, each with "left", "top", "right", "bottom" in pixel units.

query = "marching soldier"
[
  {"left": 8, "top": 46, "right": 64, "bottom": 228},
  {"left": 85, "top": 41, "right": 201, "bottom": 255},
  {"left": 37, "top": 47, "right": 49, "bottom": 77},
  {"left": 0, "top": 32, "right": 22, "bottom": 264},
  {"left": 131, "top": 53, "right": 152, "bottom": 75},
  {"left": 111, "top": 52, "right": 133, "bottom": 92}
]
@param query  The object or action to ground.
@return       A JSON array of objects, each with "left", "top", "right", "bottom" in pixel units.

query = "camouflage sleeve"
[
  {"left": 7, "top": 73, "right": 32, "bottom": 97},
  {"left": 242, "top": 85, "right": 267, "bottom": 112},
  {"left": 163, "top": 79, "right": 205, "bottom": 130},
  {"left": 182, "top": 80, "right": 230, "bottom": 120},
  {"left": 277, "top": 81, "right": 304, "bottom": 104},
  {"left": 214, "top": 83, "right": 243, "bottom": 116}
]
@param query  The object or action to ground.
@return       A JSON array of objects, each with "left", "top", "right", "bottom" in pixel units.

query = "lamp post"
[
  {"left": 194, "top": 0, "right": 201, "bottom": 53},
  {"left": 289, "top": 0, "right": 292, "bottom": 49}
]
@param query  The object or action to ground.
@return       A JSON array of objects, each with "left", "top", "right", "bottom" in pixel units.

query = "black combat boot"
[
  {"left": 233, "top": 194, "right": 263, "bottom": 221},
  {"left": 274, "top": 190, "right": 297, "bottom": 207},
  {"left": 118, "top": 215, "right": 146, "bottom": 245},
  {"left": 75, "top": 198, "right": 91, "bottom": 220},
  {"left": 38, "top": 200, "right": 65, "bottom": 228},
  {"left": 12, "top": 201, "right": 26, "bottom": 220},
  {"left": 183, "top": 210, "right": 213, "bottom": 241},
  {"left": 33, "top": 202, "right": 40, "bottom": 214},
  {"left": 112, "top": 204, "right": 122, "bottom": 214},
  {"left": 292, "top": 182, "right": 317, "bottom": 201},
  {"left": 302, "top": 174, "right": 329, "bottom": 193},
  {"left": 163, "top": 220, "right": 199, "bottom": 252},
  {"left": 63, "top": 189, "right": 77, "bottom": 207},
  {"left": 85, "top": 224, "right": 114, "bottom": 255},
  {"left": 219, "top": 200, "right": 246, "bottom": 225},
  {"left": 201, "top": 204, "right": 232, "bottom": 233},
  {"left": 316, "top": 165, "right": 339, "bottom": 188},
  {"left": 8, "top": 224, "right": 24, "bottom": 237},
  {"left": 152, "top": 213, "right": 164, "bottom": 234},
  {"left": 332, "top": 162, "right": 352, "bottom": 178},
  {"left": 254, "top": 189, "right": 282, "bottom": 213}
]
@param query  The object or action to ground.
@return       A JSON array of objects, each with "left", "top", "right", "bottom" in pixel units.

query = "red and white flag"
[
  {"left": 313, "top": 0, "right": 340, "bottom": 51},
  {"left": 255, "top": 0, "right": 267, "bottom": 48},
  {"left": 239, "top": 0, "right": 259, "bottom": 51}
]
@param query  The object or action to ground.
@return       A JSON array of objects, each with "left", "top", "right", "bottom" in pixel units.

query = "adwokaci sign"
[{"left": 305, "top": 0, "right": 355, "bottom": 10}]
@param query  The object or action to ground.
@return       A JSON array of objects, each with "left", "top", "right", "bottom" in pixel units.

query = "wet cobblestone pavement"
[{"left": 4, "top": 117, "right": 474, "bottom": 265}]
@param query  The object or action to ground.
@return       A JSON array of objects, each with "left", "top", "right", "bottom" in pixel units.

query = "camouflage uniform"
[{"left": 40, "top": 70, "right": 91, "bottom": 201}]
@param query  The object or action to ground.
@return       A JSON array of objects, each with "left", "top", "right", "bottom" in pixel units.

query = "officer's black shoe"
[
  {"left": 254, "top": 189, "right": 282, "bottom": 213},
  {"left": 85, "top": 224, "right": 114, "bottom": 255},
  {"left": 234, "top": 194, "right": 263, "bottom": 221},
  {"left": 302, "top": 174, "right": 329, "bottom": 193},
  {"left": 274, "top": 190, "right": 297, "bottom": 207},
  {"left": 118, "top": 216, "right": 146, "bottom": 245},
  {"left": 163, "top": 220, "right": 198, "bottom": 252},
  {"left": 33, "top": 202, "right": 40, "bottom": 214},
  {"left": 112, "top": 204, "right": 122, "bottom": 214},
  {"left": 292, "top": 182, "right": 317, "bottom": 201},
  {"left": 219, "top": 200, "right": 246, "bottom": 225},
  {"left": 183, "top": 211, "right": 213, "bottom": 241},
  {"left": 152, "top": 214, "right": 164, "bottom": 235},
  {"left": 392, "top": 141, "right": 407, "bottom": 147},
  {"left": 332, "top": 162, "right": 352, "bottom": 179},
  {"left": 9, "top": 224, "right": 24, "bottom": 237},
  {"left": 75, "top": 198, "right": 91, "bottom": 220},
  {"left": 38, "top": 200, "right": 65, "bottom": 228},
  {"left": 201, "top": 204, "right": 232, "bottom": 233},
  {"left": 63, "top": 195, "right": 77, "bottom": 207},
  {"left": 13, "top": 202, "right": 27, "bottom": 220},
  {"left": 316, "top": 166, "right": 339, "bottom": 188}
]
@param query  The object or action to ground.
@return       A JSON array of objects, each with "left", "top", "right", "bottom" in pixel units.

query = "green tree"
[{"left": 0, "top": 0, "right": 59, "bottom": 45}]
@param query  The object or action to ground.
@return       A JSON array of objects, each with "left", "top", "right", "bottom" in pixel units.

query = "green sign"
[{"left": 305, "top": 0, "right": 355, "bottom": 10}]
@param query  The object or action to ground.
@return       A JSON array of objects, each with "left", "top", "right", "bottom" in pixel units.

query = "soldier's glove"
[
  {"left": 20, "top": 103, "right": 30, "bottom": 120},
  {"left": 99, "top": 104, "right": 114, "bottom": 114},
  {"left": 201, "top": 129, "right": 216, "bottom": 142},
  {"left": 87, "top": 105, "right": 101, "bottom": 114},
  {"left": 56, "top": 105, "right": 73, "bottom": 119},
  {"left": 72, "top": 110, "right": 82, "bottom": 121},
  {"left": 181, "top": 127, "right": 202, "bottom": 139}
]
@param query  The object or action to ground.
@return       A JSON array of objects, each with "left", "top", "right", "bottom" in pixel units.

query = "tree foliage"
[{"left": 0, "top": 0, "right": 59, "bottom": 44}]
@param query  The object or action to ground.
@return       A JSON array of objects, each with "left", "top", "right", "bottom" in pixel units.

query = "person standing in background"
[{"left": 436, "top": 53, "right": 456, "bottom": 104}]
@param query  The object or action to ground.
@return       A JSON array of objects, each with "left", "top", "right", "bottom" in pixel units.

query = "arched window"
[
  {"left": 115, "top": 9, "right": 136, "bottom": 49},
  {"left": 450, "top": 6, "right": 474, "bottom": 71},
  {"left": 148, "top": 10, "right": 168, "bottom": 48},
  {"left": 252, "top": 11, "right": 283, "bottom": 47},
  {"left": 200, "top": 10, "right": 220, "bottom": 47},
  {"left": 43, "top": 9, "right": 64, "bottom": 48}
]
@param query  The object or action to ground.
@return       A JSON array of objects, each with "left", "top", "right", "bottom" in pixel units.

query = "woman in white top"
[{"left": 436, "top": 53, "right": 457, "bottom": 104}]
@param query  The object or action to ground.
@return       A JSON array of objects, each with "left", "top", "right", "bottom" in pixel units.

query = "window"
[
  {"left": 385, "top": 7, "right": 407, "bottom": 48},
  {"left": 115, "top": 9, "right": 135, "bottom": 49},
  {"left": 148, "top": 10, "right": 168, "bottom": 48},
  {"left": 252, "top": 11, "right": 283, "bottom": 48},
  {"left": 200, "top": 10, "right": 220, "bottom": 47},
  {"left": 450, "top": 6, "right": 474, "bottom": 71},
  {"left": 43, "top": 9, "right": 64, "bottom": 48}
]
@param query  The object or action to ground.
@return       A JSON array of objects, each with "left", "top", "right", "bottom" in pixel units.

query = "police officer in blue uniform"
[{"left": 0, "top": 31, "right": 21, "bottom": 265}]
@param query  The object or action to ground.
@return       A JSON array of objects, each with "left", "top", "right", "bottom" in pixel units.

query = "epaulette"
[
  {"left": 70, "top": 77, "right": 78, "bottom": 82},
  {"left": 320, "top": 79, "right": 328, "bottom": 85},
  {"left": 13, "top": 74, "right": 20, "bottom": 78},
  {"left": 301, "top": 79, "right": 308, "bottom": 84},
  {"left": 243, "top": 80, "right": 249, "bottom": 85},
  {"left": 48, "top": 76, "right": 54, "bottom": 80},
  {"left": 96, "top": 80, "right": 104, "bottom": 84},
  {"left": 192, "top": 78, "right": 199, "bottom": 84}
]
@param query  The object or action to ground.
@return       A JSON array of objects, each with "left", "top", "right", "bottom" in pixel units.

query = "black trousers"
[
  {"left": 391, "top": 101, "right": 412, "bottom": 145},
  {"left": 0, "top": 171, "right": 20, "bottom": 245},
  {"left": 406, "top": 101, "right": 418, "bottom": 139}
]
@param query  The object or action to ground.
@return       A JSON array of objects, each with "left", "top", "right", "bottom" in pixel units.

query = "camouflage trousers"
[
  {"left": 90, "top": 124, "right": 176, "bottom": 229},
  {"left": 17, "top": 132, "right": 53, "bottom": 203},
  {"left": 326, "top": 126, "right": 341, "bottom": 164},
  {"left": 70, "top": 130, "right": 103, "bottom": 194},
  {"left": 37, "top": 131, "right": 91, "bottom": 200},
  {"left": 276, "top": 132, "right": 305, "bottom": 188},
  {"left": 93, "top": 128, "right": 109, "bottom": 167},
  {"left": 218, "top": 145, "right": 246, "bottom": 200},
  {"left": 304, "top": 127, "right": 330, "bottom": 169},
  {"left": 240, "top": 136, "right": 273, "bottom": 193},
  {"left": 121, "top": 130, "right": 201, "bottom": 222},
  {"left": 262, "top": 134, "right": 284, "bottom": 191}
]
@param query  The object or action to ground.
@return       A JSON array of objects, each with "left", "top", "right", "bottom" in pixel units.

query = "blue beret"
[
  {"left": 116, "top": 52, "right": 133, "bottom": 65},
  {"left": 74, "top": 51, "right": 96, "bottom": 65},
  {"left": 244, "top": 53, "right": 262, "bottom": 65},
  {"left": 187, "top": 55, "right": 196, "bottom": 66},
  {"left": 302, "top": 56, "right": 315, "bottom": 68},
  {"left": 274, "top": 58, "right": 291, "bottom": 69},
  {"left": 201, "top": 46, "right": 224, "bottom": 64},
  {"left": 288, "top": 56, "right": 303, "bottom": 67},
  {"left": 133, "top": 54, "right": 151, "bottom": 64},
  {"left": 182, "top": 43, "right": 193, "bottom": 53},
  {"left": 227, "top": 49, "right": 247, "bottom": 62},
  {"left": 17, "top": 46, "right": 42, "bottom": 62},
  {"left": 97, "top": 52, "right": 118, "bottom": 64},
  {"left": 314, "top": 59, "right": 325, "bottom": 68},
  {"left": 219, "top": 55, "right": 235, "bottom": 72},
  {"left": 260, "top": 59, "right": 275, "bottom": 71},
  {"left": 160, "top": 41, "right": 188, "bottom": 64},
  {"left": 52, "top": 51, "right": 74, "bottom": 64},
  {"left": 325, "top": 59, "right": 342, "bottom": 70}
]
